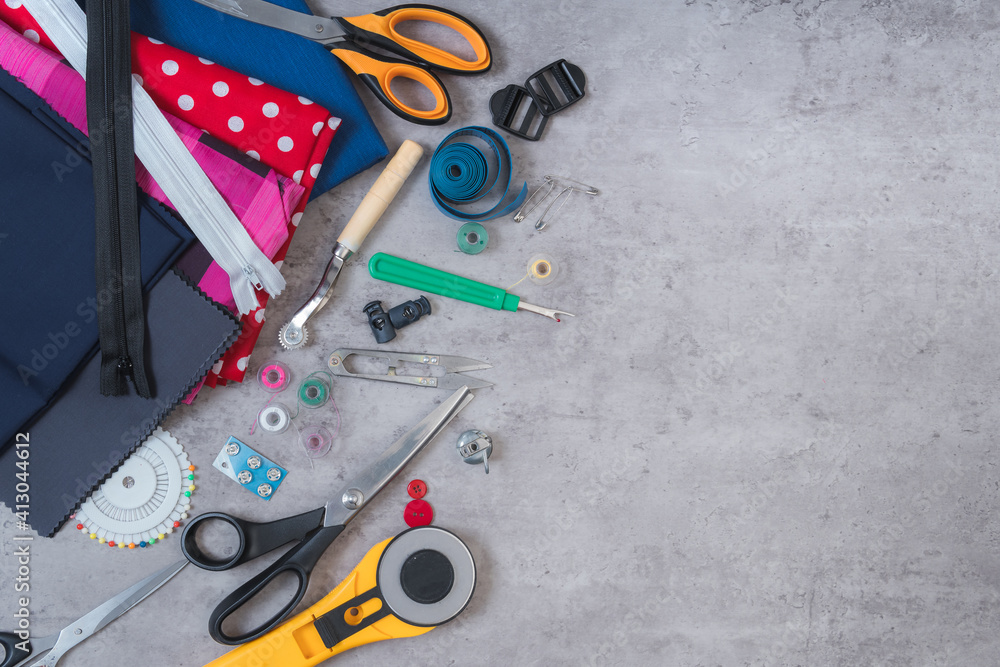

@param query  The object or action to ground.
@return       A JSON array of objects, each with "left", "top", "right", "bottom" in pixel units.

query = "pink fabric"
[{"left": 182, "top": 377, "right": 207, "bottom": 405}]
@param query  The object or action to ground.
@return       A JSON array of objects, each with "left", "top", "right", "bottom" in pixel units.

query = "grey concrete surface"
[{"left": 3, "top": 0, "right": 1000, "bottom": 665}]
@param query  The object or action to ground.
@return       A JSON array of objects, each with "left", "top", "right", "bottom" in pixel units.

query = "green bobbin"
[
  {"left": 299, "top": 377, "right": 329, "bottom": 409},
  {"left": 457, "top": 222, "right": 488, "bottom": 255}
]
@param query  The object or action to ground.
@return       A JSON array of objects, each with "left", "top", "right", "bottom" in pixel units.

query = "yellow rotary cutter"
[{"left": 204, "top": 526, "right": 476, "bottom": 666}]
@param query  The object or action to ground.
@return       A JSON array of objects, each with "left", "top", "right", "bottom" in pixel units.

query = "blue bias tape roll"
[{"left": 429, "top": 126, "right": 527, "bottom": 221}]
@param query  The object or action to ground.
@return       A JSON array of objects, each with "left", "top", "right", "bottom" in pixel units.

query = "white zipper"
[{"left": 25, "top": 0, "right": 285, "bottom": 315}]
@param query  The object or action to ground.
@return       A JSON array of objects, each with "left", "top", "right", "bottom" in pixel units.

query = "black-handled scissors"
[
  {"left": 0, "top": 560, "right": 186, "bottom": 667},
  {"left": 181, "top": 386, "right": 473, "bottom": 645},
  {"left": 189, "top": 0, "right": 492, "bottom": 125}
]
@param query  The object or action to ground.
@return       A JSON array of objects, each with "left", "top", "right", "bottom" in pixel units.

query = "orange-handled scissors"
[{"left": 191, "top": 0, "right": 492, "bottom": 125}]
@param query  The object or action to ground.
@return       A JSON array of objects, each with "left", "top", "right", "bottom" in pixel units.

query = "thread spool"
[
  {"left": 299, "top": 426, "right": 333, "bottom": 458},
  {"left": 457, "top": 222, "right": 488, "bottom": 254},
  {"left": 298, "top": 376, "right": 330, "bottom": 409},
  {"left": 257, "top": 361, "right": 290, "bottom": 392},
  {"left": 527, "top": 253, "right": 558, "bottom": 286},
  {"left": 257, "top": 403, "right": 291, "bottom": 434}
]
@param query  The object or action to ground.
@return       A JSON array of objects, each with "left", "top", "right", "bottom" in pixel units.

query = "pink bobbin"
[
  {"left": 299, "top": 426, "right": 333, "bottom": 458},
  {"left": 257, "top": 361, "right": 290, "bottom": 392}
]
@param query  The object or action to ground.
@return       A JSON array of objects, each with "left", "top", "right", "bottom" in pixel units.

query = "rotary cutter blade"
[
  {"left": 202, "top": 526, "right": 475, "bottom": 666},
  {"left": 377, "top": 526, "right": 476, "bottom": 626}
]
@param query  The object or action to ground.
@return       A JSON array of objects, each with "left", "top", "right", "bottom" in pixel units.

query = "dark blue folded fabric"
[
  {"left": 0, "top": 270, "right": 242, "bottom": 536},
  {"left": 0, "top": 66, "right": 194, "bottom": 454},
  {"left": 130, "top": 0, "right": 389, "bottom": 199}
]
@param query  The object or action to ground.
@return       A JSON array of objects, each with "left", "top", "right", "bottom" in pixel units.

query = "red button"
[
  {"left": 404, "top": 499, "right": 433, "bottom": 527},
  {"left": 407, "top": 479, "right": 427, "bottom": 499}
]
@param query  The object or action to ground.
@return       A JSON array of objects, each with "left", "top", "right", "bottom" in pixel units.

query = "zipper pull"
[
  {"left": 243, "top": 265, "right": 264, "bottom": 291},
  {"left": 117, "top": 356, "right": 134, "bottom": 379}
]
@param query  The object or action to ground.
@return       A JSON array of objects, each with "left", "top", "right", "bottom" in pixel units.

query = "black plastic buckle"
[
  {"left": 489, "top": 60, "right": 587, "bottom": 141},
  {"left": 525, "top": 59, "right": 587, "bottom": 116},
  {"left": 489, "top": 84, "right": 549, "bottom": 142}
]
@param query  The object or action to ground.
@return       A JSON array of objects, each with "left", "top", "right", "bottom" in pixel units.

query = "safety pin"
[
  {"left": 549, "top": 176, "right": 599, "bottom": 196},
  {"left": 514, "top": 176, "right": 557, "bottom": 222},
  {"left": 514, "top": 175, "right": 599, "bottom": 228},
  {"left": 535, "top": 187, "right": 575, "bottom": 230}
]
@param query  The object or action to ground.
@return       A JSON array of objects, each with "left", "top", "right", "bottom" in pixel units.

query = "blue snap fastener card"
[{"left": 212, "top": 436, "right": 287, "bottom": 500}]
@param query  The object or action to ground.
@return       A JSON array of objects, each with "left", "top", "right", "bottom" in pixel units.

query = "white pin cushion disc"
[
  {"left": 74, "top": 428, "right": 192, "bottom": 548},
  {"left": 377, "top": 526, "right": 476, "bottom": 627}
]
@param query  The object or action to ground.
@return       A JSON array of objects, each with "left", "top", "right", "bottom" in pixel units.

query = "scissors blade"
[
  {"left": 34, "top": 561, "right": 186, "bottom": 665},
  {"left": 437, "top": 355, "right": 493, "bottom": 374},
  {"left": 328, "top": 349, "right": 492, "bottom": 385},
  {"left": 188, "top": 0, "right": 346, "bottom": 44},
  {"left": 434, "top": 373, "right": 493, "bottom": 391},
  {"left": 324, "top": 387, "right": 474, "bottom": 526}
]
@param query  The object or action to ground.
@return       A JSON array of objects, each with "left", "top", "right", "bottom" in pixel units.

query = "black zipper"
[
  {"left": 87, "top": 0, "right": 150, "bottom": 397},
  {"left": 103, "top": 0, "right": 128, "bottom": 393}
]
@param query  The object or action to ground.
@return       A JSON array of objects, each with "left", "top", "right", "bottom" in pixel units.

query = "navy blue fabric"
[
  {"left": 0, "top": 271, "right": 242, "bottom": 536},
  {"left": 129, "top": 0, "right": 389, "bottom": 200},
  {"left": 0, "top": 67, "right": 194, "bottom": 455}
]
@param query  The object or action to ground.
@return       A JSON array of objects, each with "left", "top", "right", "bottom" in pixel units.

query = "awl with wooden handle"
[{"left": 279, "top": 140, "right": 423, "bottom": 350}]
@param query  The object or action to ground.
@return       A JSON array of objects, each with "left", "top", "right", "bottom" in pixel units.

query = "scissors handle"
[
  {"left": 337, "top": 4, "right": 491, "bottom": 74},
  {"left": 181, "top": 508, "right": 325, "bottom": 571},
  {"left": 330, "top": 43, "right": 452, "bottom": 125},
  {"left": 0, "top": 632, "right": 32, "bottom": 667},
  {"left": 208, "top": 523, "right": 346, "bottom": 645}
]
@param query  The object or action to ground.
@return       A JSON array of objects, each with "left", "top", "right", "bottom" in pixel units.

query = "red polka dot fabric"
[
  {"left": 1, "top": 5, "right": 342, "bottom": 390},
  {"left": 1, "top": 0, "right": 57, "bottom": 51},
  {"left": 132, "top": 35, "right": 333, "bottom": 189}
]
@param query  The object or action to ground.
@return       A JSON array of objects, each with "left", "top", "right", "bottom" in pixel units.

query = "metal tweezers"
[{"left": 327, "top": 348, "right": 492, "bottom": 390}]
